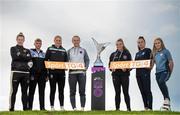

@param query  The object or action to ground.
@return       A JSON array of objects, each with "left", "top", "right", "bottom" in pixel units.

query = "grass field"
[{"left": 0, "top": 111, "right": 180, "bottom": 115}]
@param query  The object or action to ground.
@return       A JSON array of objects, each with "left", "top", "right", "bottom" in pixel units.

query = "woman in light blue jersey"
[{"left": 152, "top": 38, "right": 174, "bottom": 110}]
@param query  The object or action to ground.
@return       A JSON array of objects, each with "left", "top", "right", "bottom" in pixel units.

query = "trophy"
[
  {"left": 91, "top": 38, "right": 110, "bottom": 67},
  {"left": 91, "top": 37, "right": 110, "bottom": 110}
]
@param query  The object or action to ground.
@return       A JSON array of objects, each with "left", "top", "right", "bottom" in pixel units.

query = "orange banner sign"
[
  {"left": 110, "top": 60, "right": 151, "bottom": 69},
  {"left": 45, "top": 61, "right": 85, "bottom": 70}
]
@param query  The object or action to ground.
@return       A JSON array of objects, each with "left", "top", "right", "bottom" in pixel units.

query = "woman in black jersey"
[
  {"left": 109, "top": 38, "right": 132, "bottom": 111},
  {"left": 135, "top": 36, "right": 153, "bottom": 110}
]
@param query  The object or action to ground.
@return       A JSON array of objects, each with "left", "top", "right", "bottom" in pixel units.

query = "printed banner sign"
[
  {"left": 110, "top": 60, "right": 151, "bottom": 69},
  {"left": 45, "top": 61, "right": 85, "bottom": 70}
]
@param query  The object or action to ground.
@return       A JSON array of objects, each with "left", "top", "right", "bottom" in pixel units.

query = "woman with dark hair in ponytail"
[
  {"left": 135, "top": 36, "right": 153, "bottom": 110},
  {"left": 109, "top": 38, "right": 132, "bottom": 111}
]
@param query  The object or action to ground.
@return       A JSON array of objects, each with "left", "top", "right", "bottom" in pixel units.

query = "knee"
[
  {"left": 70, "top": 91, "right": 76, "bottom": 96},
  {"left": 59, "top": 91, "right": 64, "bottom": 96},
  {"left": 79, "top": 91, "right": 85, "bottom": 96},
  {"left": 157, "top": 79, "right": 165, "bottom": 85},
  {"left": 115, "top": 90, "right": 121, "bottom": 96},
  {"left": 114, "top": 87, "right": 120, "bottom": 93},
  {"left": 11, "top": 92, "right": 17, "bottom": 97},
  {"left": 115, "top": 93, "right": 120, "bottom": 98},
  {"left": 123, "top": 90, "right": 129, "bottom": 97},
  {"left": 146, "top": 90, "right": 152, "bottom": 96},
  {"left": 50, "top": 88, "right": 56, "bottom": 94},
  {"left": 29, "top": 90, "right": 35, "bottom": 95}
]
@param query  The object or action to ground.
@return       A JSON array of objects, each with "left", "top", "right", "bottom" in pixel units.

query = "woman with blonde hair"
[
  {"left": 45, "top": 35, "right": 68, "bottom": 111},
  {"left": 152, "top": 37, "right": 174, "bottom": 110}
]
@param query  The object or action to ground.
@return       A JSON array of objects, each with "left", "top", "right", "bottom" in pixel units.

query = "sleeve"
[
  {"left": 18, "top": 48, "right": 31, "bottom": 61},
  {"left": 64, "top": 51, "right": 68, "bottom": 62},
  {"left": 84, "top": 49, "right": 90, "bottom": 69},
  {"left": 25, "top": 49, "right": 32, "bottom": 61},
  {"left": 109, "top": 53, "right": 114, "bottom": 71},
  {"left": 26, "top": 49, "right": 33, "bottom": 69},
  {"left": 67, "top": 49, "right": 70, "bottom": 62},
  {"left": 30, "top": 49, "right": 35, "bottom": 58},
  {"left": 45, "top": 48, "right": 50, "bottom": 61},
  {"left": 134, "top": 52, "right": 138, "bottom": 60},
  {"left": 165, "top": 49, "right": 173, "bottom": 61},
  {"left": 127, "top": 51, "right": 132, "bottom": 61},
  {"left": 42, "top": 51, "right": 48, "bottom": 79},
  {"left": 10, "top": 47, "right": 21, "bottom": 61},
  {"left": 10, "top": 47, "right": 31, "bottom": 61},
  {"left": 127, "top": 51, "right": 132, "bottom": 71},
  {"left": 44, "top": 48, "right": 50, "bottom": 77},
  {"left": 146, "top": 49, "right": 152, "bottom": 59},
  {"left": 149, "top": 49, "right": 153, "bottom": 60}
]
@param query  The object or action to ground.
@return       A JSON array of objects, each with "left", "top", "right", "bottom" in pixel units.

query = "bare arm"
[
  {"left": 150, "top": 59, "right": 155, "bottom": 70},
  {"left": 169, "top": 60, "right": 174, "bottom": 74}
]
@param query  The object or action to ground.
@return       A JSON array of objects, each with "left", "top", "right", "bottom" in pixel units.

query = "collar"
[
  {"left": 140, "top": 47, "right": 145, "bottom": 51},
  {"left": 16, "top": 44, "right": 24, "bottom": 48},
  {"left": 73, "top": 46, "right": 81, "bottom": 48},
  {"left": 31, "top": 48, "right": 42, "bottom": 53},
  {"left": 116, "top": 49, "right": 123, "bottom": 53},
  {"left": 157, "top": 48, "right": 164, "bottom": 52},
  {"left": 52, "top": 44, "right": 62, "bottom": 49}
]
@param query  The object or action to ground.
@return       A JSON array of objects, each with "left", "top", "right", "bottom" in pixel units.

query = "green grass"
[{"left": 0, "top": 111, "right": 180, "bottom": 115}]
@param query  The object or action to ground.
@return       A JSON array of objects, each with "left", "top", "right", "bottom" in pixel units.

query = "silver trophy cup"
[{"left": 92, "top": 38, "right": 110, "bottom": 67}]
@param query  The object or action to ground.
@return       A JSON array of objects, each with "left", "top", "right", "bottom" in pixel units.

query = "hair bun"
[
  {"left": 19, "top": 32, "right": 24, "bottom": 35},
  {"left": 16, "top": 32, "right": 25, "bottom": 39}
]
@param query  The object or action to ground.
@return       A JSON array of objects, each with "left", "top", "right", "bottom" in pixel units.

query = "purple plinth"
[
  {"left": 91, "top": 66, "right": 105, "bottom": 110},
  {"left": 91, "top": 67, "right": 105, "bottom": 73}
]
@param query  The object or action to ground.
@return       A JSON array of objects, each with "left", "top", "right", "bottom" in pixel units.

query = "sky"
[{"left": 0, "top": 0, "right": 180, "bottom": 111}]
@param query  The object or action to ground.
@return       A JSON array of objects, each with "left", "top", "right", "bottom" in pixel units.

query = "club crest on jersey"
[
  {"left": 51, "top": 51, "right": 56, "bottom": 54},
  {"left": 61, "top": 52, "right": 65, "bottom": 55},
  {"left": 123, "top": 55, "right": 127, "bottom": 59},
  {"left": 32, "top": 53, "right": 36, "bottom": 57},
  {"left": 27, "top": 53, "right": 30, "bottom": 57},
  {"left": 17, "top": 52, "right": 20, "bottom": 56},
  {"left": 160, "top": 53, "right": 163, "bottom": 56},
  {"left": 39, "top": 53, "right": 45, "bottom": 58},
  {"left": 142, "top": 52, "right": 145, "bottom": 55},
  {"left": 136, "top": 54, "right": 139, "bottom": 57},
  {"left": 23, "top": 50, "right": 27, "bottom": 53}
]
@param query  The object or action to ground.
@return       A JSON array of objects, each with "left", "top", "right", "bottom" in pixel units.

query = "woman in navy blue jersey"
[
  {"left": 135, "top": 36, "right": 153, "bottom": 110},
  {"left": 109, "top": 38, "right": 132, "bottom": 111}
]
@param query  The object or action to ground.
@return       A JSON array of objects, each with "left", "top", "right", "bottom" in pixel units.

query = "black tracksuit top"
[
  {"left": 109, "top": 49, "right": 132, "bottom": 76},
  {"left": 45, "top": 45, "right": 68, "bottom": 75},
  {"left": 10, "top": 45, "right": 32, "bottom": 72}
]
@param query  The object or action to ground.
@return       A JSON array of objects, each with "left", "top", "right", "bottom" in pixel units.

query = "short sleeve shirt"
[{"left": 155, "top": 48, "right": 173, "bottom": 73}]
